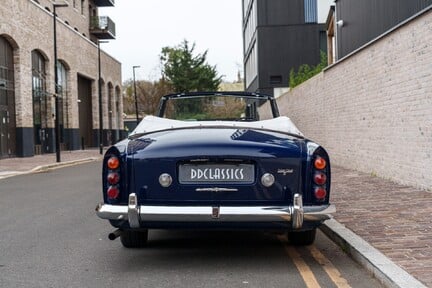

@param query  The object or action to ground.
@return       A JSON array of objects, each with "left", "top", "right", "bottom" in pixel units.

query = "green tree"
[
  {"left": 289, "top": 51, "right": 327, "bottom": 88},
  {"left": 160, "top": 40, "right": 222, "bottom": 92}
]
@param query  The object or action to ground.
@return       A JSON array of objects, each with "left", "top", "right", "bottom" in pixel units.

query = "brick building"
[{"left": 0, "top": 0, "right": 122, "bottom": 158}]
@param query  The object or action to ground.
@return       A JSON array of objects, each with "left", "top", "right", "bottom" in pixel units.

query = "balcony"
[
  {"left": 90, "top": 16, "right": 116, "bottom": 39},
  {"left": 93, "top": 0, "right": 115, "bottom": 7}
]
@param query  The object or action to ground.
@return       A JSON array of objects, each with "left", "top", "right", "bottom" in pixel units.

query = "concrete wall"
[{"left": 269, "top": 8, "right": 432, "bottom": 190}]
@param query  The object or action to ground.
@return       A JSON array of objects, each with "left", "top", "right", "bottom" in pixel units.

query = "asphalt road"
[{"left": 0, "top": 161, "right": 383, "bottom": 288}]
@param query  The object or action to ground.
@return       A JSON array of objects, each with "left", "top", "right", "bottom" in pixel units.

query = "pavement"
[{"left": 0, "top": 150, "right": 431, "bottom": 288}]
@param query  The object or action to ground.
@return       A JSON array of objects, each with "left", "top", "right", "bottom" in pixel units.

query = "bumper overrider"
[{"left": 96, "top": 193, "right": 335, "bottom": 229}]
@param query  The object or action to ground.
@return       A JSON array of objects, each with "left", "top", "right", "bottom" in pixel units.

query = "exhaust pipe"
[{"left": 108, "top": 229, "right": 123, "bottom": 240}]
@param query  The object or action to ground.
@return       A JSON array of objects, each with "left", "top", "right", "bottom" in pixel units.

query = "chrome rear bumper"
[{"left": 96, "top": 193, "right": 335, "bottom": 229}]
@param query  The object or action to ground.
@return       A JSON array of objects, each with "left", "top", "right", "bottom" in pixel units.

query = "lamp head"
[{"left": 53, "top": 1, "right": 68, "bottom": 8}]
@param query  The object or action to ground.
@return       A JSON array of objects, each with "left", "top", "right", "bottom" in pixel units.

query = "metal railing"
[
  {"left": 90, "top": 16, "right": 116, "bottom": 38},
  {"left": 94, "top": 0, "right": 115, "bottom": 7}
]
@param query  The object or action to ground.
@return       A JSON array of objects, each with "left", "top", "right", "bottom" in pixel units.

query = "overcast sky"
[{"left": 100, "top": 1, "right": 243, "bottom": 83}]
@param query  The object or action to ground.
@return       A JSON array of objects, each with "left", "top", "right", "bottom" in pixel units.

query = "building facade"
[
  {"left": 242, "top": 0, "right": 333, "bottom": 96},
  {"left": 263, "top": 5, "right": 432, "bottom": 191},
  {"left": 0, "top": 0, "right": 122, "bottom": 158},
  {"left": 330, "top": 0, "right": 432, "bottom": 61}
]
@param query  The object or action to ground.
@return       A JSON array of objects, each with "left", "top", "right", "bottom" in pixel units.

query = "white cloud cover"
[{"left": 100, "top": 0, "right": 243, "bottom": 83}]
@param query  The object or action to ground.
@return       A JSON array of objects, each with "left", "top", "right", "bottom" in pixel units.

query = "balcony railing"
[
  {"left": 90, "top": 16, "right": 116, "bottom": 39},
  {"left": 93, "top": 0, "right": 115, "bottom": 7}
]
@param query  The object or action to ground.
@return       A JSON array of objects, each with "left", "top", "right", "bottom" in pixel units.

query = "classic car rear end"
[{"left": 96, "top": 92, "right": 335, "bottom": 248}]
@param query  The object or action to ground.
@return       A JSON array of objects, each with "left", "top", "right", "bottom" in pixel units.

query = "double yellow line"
[{"left": 278, "top": 235, "right": 351, "bottom": 288}]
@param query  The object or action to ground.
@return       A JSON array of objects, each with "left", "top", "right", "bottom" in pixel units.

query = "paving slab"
[{"left": 328, "top": 165, "right": 432, "bottom": 287}]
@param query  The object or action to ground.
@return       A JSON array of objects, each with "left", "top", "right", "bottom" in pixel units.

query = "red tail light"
[
  {"left": 107, "top": 172, "right": 120, "bottom": 185},
  {"left": 311, "top": 151, "right": 330, "bottom": 202},
  {"left": 314, "top": 187, "right": 327, "bottom": 200},
  {"left": 105, "top": 153, "right": 122, "bottom": 202},
  {"left": 313, "top": 172, "right": 327, "bottom": 185},
  {"left": 107, "top": 186, "right": 120, "bottom": 199}
]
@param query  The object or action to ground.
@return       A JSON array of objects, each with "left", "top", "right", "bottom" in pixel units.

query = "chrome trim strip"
[{"left": 195, "top": 187, "right": 239, "bottom": 192}]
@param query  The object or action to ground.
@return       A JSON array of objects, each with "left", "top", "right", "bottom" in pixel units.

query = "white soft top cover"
[{"left": 130, "top": 115, "right": 304, "bottom": 137}]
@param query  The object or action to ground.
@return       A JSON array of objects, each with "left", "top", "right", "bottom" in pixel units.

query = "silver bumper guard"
[{"left": 96, "top": 193, "right": 336, "bottom": 229}]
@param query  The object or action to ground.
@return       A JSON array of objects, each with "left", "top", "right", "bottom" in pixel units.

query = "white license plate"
[{"left": 178, "top": 164, "right": 255, "bottom": 184}]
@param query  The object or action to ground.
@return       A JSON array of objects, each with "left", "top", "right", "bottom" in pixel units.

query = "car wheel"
[
  {"left": 120, "top": 230, "right": 148, "bottom": 248},
  {"left": 288, "top": 229, "right": 316, "bottom": 246}
]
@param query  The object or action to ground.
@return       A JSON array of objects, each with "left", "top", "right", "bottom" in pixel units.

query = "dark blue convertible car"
[{"left": 96, "top": 92, "right": 335, "bottom": 248}]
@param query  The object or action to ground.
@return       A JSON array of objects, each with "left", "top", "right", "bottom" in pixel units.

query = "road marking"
[
  {"left": 286, "top": 246, "right": 321, "bottom": 288},
  {"left": 279, "top": 236, "right": 321, "bottom": 288},
  {"left": 279, "top": 235, "right": 351, "bottom": 288},
  {"left": 307, "top": 245, "right": 352, "bottom": 288}
]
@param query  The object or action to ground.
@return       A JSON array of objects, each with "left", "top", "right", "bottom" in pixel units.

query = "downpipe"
[{"left": 108, "top": 229, "right": 123, "bottom": 240}]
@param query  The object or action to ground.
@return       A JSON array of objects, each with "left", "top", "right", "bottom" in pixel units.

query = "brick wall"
[
  {"left": 36, "top": 0, "right": 93, "bottom": 37},
  {"left": 0, "top": 0, "right": 122, "bottom": 130},
  {"left": 270, "top": 9, "right": 432, "bottom": 190}
]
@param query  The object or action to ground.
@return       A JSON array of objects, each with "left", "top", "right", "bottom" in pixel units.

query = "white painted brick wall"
[{"left": 271, "top": 9, "right": 432, "bottom": 190}]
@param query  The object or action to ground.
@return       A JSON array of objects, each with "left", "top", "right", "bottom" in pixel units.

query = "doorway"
[
  {"left": 77, "top": 75, "right": 93, "bottom": 148},
  {"left": 0, "top": 36, "right": 16, "bottom": 158},
  {"left": 32, "top": 50, "right": 49, "bottom": 155}
]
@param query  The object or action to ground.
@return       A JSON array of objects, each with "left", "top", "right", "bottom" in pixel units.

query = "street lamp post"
[
  {"left": 53, "top": 1, "right": 68, "bottom": 163},
  {"left": 132, "top": 65, "right": 140, "bottom": 125},
  {"left": 98, "top": 40, "right": 109, "bottom": 155}
]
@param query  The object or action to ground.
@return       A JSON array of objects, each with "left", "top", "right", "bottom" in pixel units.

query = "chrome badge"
[{"left": 277, "top": 168, "right": 294, "bottom": 176}]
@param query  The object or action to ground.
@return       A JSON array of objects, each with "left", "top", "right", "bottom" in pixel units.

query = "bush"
[{"left": 289, "top": 51, "right": 327, "bottom": 88}]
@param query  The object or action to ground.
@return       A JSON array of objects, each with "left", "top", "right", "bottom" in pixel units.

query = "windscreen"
[{"left": 162, "top": 95, "right": 271, "bottom": 121}]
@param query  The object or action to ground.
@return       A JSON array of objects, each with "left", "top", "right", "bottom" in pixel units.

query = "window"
[
  {"left": 304, "top": 0, "right": 317, "bottom": 23},
  {"left": 245, "top": 42, "right": 257, "bottom": 87},
  {"left": 115, "top": 87, "right": 121, "bottom": 142},
  {"left": 0, "top": 37, "right": 14, "bottom": 102},
  {"left": 31, "top": 50, "right": 48, "bottom": 152},
  {"left": 243, "top": 0, "right": 253, "bottom": 17},
  {"left": 244, "top": 0, "right": 257, "bottom": 53},
  {"left": 57, "top": 62, "right": 68, "bottom": 143},
  {"left": 0, "top": 36, "right": 16, "bottom": 157},
  {"left": 108, "top": 83, "right": 114, "bottom": 144}
]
